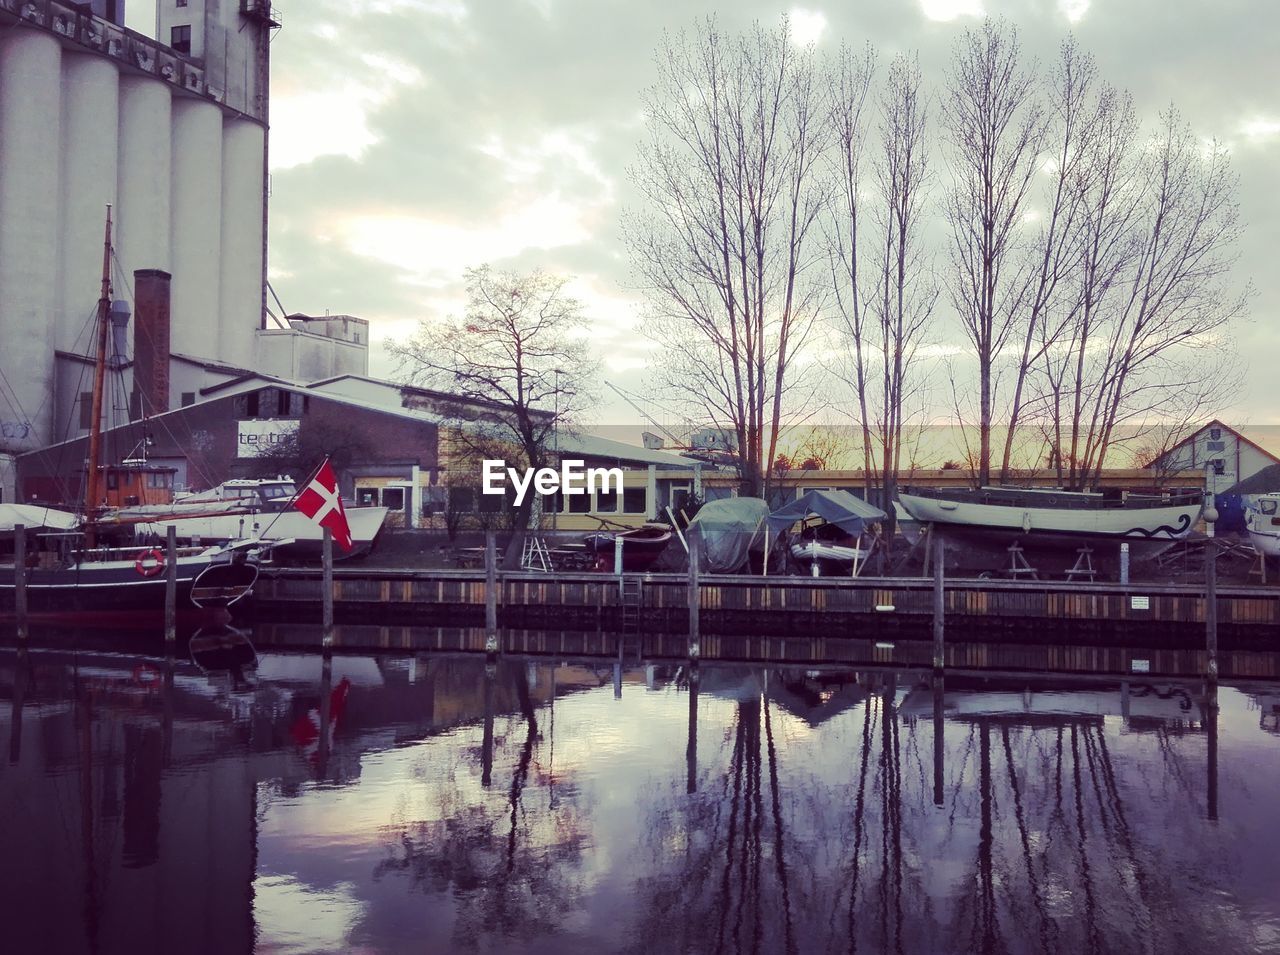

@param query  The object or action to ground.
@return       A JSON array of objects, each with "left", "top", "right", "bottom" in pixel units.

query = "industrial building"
[{"left": 0, "top": 0, "right": 364, "bottom": 503}]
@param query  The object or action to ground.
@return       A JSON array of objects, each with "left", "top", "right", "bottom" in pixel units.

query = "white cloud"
[
  {"left": 270, "top": 59, "right": 424, "bottom": 170},
  {"left": 788, "top": 9, "right": 828, "bottom": 46},
  {"left": 1059, "top": 0, "right": 1090, "bottom": 23},
  {"left": 919, "top": 0, "right": 983, "bottom": 22},
  {"left": 1240, "top": 117, "right": 1280, "bottom": 142}
]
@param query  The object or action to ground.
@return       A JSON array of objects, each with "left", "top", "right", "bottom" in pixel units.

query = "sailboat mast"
[{"left": 84, "top": 206, "right": 114, "bottom": 541}]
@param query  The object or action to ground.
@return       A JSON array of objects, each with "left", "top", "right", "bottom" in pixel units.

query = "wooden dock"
[{"left": 252, "top": 567, "right": 1280, "bottom": 645}]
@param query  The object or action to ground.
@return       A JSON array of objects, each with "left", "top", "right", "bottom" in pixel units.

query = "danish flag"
[{"left": 293, "top": 459, "right": 354, "bottom": 551}]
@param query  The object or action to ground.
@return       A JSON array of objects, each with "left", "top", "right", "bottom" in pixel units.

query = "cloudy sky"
[{"left": 129, "top": 0, "right": 1278, "bottom": 429}]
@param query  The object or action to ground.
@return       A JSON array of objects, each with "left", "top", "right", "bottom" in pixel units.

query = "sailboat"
[{"left": 0, "top": 209, "right": 260, "bottom": 616}]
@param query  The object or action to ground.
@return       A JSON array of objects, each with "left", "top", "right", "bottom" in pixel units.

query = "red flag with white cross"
[{"left": 292, "top": 459, "right": 354, "bottom": 551}]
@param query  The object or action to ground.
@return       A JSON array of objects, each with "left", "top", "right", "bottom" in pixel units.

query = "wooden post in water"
[
  {"left": 1206, "top": 679, "right": 1219, "bottom": 821},
  {"left": 687, "top": 529, "right": 700, "bottom": 659},
  {"left": 317, "top": 650, "right": 333, "bottom": 780},
  {"left": 164, "top": 525, "right": 177, "bottom": 643},
  {"left": 932, "top": 672, "right": 944, "bottom": 807},
  {"left": 613, "top": 536, "right": 624, "bottom": 576},
  {"left": 932, "top": 534, "right": 945, "bottom": 670},
  {"left": 686, "top": 663, "right": 699, "bottom": 794},
  {"left": 13, "top": 524, "right": 27, "bottom": 642},
  {"left": 481, "top": 661, "right": 495, "bottom": 787},
  {"left": 484, "top": 531, "right": 499, "bottom": 654},
  {"left": 1205, "top": 537, "right": 1218, "bottom": 682},
  {"left": 322, "top": 528, "right": 334, "bottom": 648}
]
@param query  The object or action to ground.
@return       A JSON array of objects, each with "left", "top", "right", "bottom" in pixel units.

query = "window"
[
  {"left": 181, "top": 391, "right": 195, "bottom": 407},
  {"left": 171, "top": 24, "right": 191, "bottom": 54},
  {"left": 1211, "top": 458, "right": 1225, "bottom": 476},
  {"left": 79, "top": 392, "right": 93, "bottom": 429},
  {"left": 595, "top": 488, "right": 620, "bottom": 513},
  {"left": 1206, "top": 441, "right": 1225, "bottom": 452},
  {"left": 177, "top": 0, "right": 188, "bottom": 6},
  {"left": 478, "top": 489, "right": 503, "bottom": 513},
  {"left": 245, "top": 390, "right": 259, "bottom": 417},
  {"left": 381, "top": 487, "right": 406, "bottom": 512},
  {"left": 356, "top": 487, "right": 378, "bottom": 507},
  {"left": 568, "top": 490, "right": 591, "bottom": 514},
  {"left": 670, "top": 485, "right": 692, "bottom": 514},
  {"left": 450, "top": 488, "right": 475, "bottom": 513},
  {"left": 106, "top": 472, "right": 119, "bottom": 490},
  {"left": 1262, "top": 500, "right": 1277, "bottom": 516},
  {"left": 543, "top": 489, "right": 564, "bottom": 515},
  {"left": 623, "top": 487, "right": 647, "bottom": 513},
  {"left": 146, "top": 472, "right": 172, "bottom": 489}
]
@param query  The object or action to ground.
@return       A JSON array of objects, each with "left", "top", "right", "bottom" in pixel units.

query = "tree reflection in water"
[
  {"left": 370, "top": 658, "right": 591, "bottom": 951},
  {"left": 623, "top": 668, "right": 1248, "bottom": 955}
]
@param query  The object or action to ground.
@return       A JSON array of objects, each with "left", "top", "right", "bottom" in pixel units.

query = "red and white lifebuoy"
[{"left": 135, "top": 548, "right": 166, "bottom": 577}]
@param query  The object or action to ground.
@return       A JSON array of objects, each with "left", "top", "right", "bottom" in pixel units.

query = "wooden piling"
[
  {"left": 613, "top": 536, "right": 624, "bottom": 576},
  {"left": 484, "top": 531, "right": 499, "bottom": 654},
  {"left": 1206, "top": 537, "right": 1218, "bottom": 679},
  {"left": 686, "top": 663, "right": 699, "bottom": 794},
  {"left": 13, "top": 523, "right": 27, "bottom": 641},
  {"left": 322, "top": 528, "right": 334, "bottom": 647},
  {"left": 481, "top": 661, "right": 495, "bottom": 787},
  {"left": 932, "top": 672, "right": 944, "bottom": 807},
  {"left": 687, "top": 530, "right": 700, "bottom": 659},
  {"left": 164, "top": 525, "right": 177, "bottom": 643},
  {"left": 932, "top": 534, "right": 945, "bottom": 670},
  {"left": 1206, "top": 679, "right": 1218, "bottom": 821},
  {"left": 317, "top": 650, "right": 333, "bottom": 779}
]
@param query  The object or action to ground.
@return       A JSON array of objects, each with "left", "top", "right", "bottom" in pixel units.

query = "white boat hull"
[
  {"left": 789, "top": 541, "right": 872, "bottom": 565},
  {"left": 134, "top": 506, "right": 389, "bottom": 557},
  {"left": 896, "top": 493, "right": 1200, "bottom": 542},
  {"left": 1239, "top": 499, "right": 1280, "bottom": 558}
]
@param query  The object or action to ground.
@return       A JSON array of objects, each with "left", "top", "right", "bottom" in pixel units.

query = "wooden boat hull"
[
  {"left": 0, "top": 550, "right": 256, "bottom": 614},
  {"left": 897, "top": 492, "right": 1201, "bottom": 542},
  {"left": 584, "top": 528, "right": 673, "bottom": 571}
]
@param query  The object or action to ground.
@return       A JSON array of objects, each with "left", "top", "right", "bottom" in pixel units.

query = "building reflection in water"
[{"left": 1, "top": 632, "right": 1278, "bottom": 954}]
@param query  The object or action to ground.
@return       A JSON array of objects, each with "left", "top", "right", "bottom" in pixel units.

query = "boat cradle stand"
[{"left": 1065, "top": 546, "right": 1098, "bottom": 583}]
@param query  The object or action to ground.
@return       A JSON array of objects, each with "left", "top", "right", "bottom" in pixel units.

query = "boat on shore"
[
  {"left": 1245, "top": 495, "right": 1280, "bottom": 557},
  {"left": 117, "top": 478, "right": 388, "bottom": 561},
  {"left": 897, "top": 486, "right": 1202, "bottom": 552},
  {"left": 583, "top": 524, "right": 674, "bottom": 571}
]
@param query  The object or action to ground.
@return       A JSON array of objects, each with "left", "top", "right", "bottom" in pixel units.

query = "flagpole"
[{"left": 257, "top": 456, "right": 328, "bottom": 544}]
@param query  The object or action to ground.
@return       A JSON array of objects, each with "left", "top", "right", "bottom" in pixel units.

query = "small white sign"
[
  {"left": 1131, "top": 659, "right": 1151, "bottom": 673},
  {"left": 237, "top": 419, "right": 300, "bottom": 458},
  {"left": 1130, "top": 595, "right": 1150, "bottom": 610}
]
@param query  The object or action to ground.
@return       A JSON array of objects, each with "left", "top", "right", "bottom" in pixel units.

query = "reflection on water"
[{"left": 3, "top": 636, "right": 1280, "bottom": 954}]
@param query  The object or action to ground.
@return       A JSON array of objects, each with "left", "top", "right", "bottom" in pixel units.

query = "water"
[{"left": 3, "top": 636, "right": 1279, "bottom": 954}]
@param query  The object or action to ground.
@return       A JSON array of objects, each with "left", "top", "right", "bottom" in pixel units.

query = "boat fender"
[{"left": 135, "top": 548, "right": 166, "bottom": 577}]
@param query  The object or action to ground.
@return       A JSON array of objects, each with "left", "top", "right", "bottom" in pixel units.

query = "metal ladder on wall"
[
  {"left": 521, "top": 536, "right": 554, "bottom": 572},
  {"left": 618, "top": 575, "right": 644, "bottom": 656}
]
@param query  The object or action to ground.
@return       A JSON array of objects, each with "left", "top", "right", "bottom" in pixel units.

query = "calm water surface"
[{"left": 2, "top": 634, "right": 1279, "bottom": 954}]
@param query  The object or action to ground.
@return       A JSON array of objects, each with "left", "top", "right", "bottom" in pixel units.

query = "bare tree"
[
  {"left": 997, "top": 38, "right": 1100, "bottom": 479},
  {"left": 941, "top": 20, "right": 1047, "bottom": 487},
  {"left": 824, "top": 43, "right": 877, "bottom": 496},
  {"left": 827, "top": 51, "right": 936, "bottom": 527},
  {"left": 627, "top": 17, "right": 828, "bottom": 498},
  {"left": 1041, "top": 108, "right": 1249, "bottom": 488},
  {"left": 869, "top": 54, "right": 937, "bottom": 527},
  {"left": 389, "top": 265, "right": 597, "bottom": 564}
]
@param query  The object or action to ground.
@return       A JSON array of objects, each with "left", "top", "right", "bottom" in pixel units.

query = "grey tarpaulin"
[
  {"left": 765, "top": 489, "right": 886, "bottom": 537},
  {"left": 687, "top": 496, "right": 770, "bottom": 573}
]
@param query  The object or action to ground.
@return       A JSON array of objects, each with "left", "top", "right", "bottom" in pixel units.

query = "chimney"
[{"left": 133, "top": 269, "right": 172, "bottom": 417}]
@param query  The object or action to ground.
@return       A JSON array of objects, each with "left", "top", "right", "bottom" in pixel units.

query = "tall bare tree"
[
  {"left": 997, "top": 38, "right": 1100, "bottom": 479},
  {"left": 941, "top": 20, "right": 1047, "bottom": 486},
  {"left": 389, "top": 265, "right": 598, "bottom": 564},
  {"left": 869, "top": 54, "right": 937, "bottom": 527},
  {"left": 825, "top": 43, "right": 877, "bottom": 496},
  {"left": 627, "top": 17, "right": 828, "bottom": 498},
  {"left": 1041, "top": 108, "right": 1249, "bottom": 487}
]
